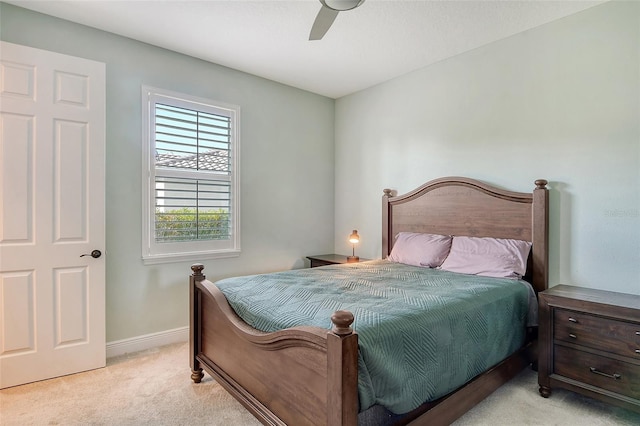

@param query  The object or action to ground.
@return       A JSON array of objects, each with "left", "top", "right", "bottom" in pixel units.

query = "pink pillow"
[
  {"left": 439, "top": 236, "right": 532, "bottom": 278},
  {"left": 388, "top": 232, "right": 452, "bottom": 268}
]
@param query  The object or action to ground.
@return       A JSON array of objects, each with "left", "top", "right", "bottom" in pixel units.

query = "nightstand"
[
  {"left": 538, "top": 285, "right": 640, "bottom": 413},
  {"left": 306, "top": 254, "right": 368, "bottom": 268}
]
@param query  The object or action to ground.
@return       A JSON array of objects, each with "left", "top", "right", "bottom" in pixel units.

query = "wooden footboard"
[{"left": 190, "top": 264, "right": 359, "bottom": 426}]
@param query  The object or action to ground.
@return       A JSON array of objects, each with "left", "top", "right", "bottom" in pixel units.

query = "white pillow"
[
  {"left": 439, "top": 236, "right": 532, "bottom": 278},
  {"left": 388, "top": 232, "right": 452, "bottom": 268}
]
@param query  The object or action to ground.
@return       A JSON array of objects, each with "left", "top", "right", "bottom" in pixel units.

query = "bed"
[{"left": 189, "top": 176, "right": 549, "bottom": 425}]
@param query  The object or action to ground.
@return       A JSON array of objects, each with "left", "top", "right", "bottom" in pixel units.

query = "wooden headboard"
[{"left": 382, "top": 177, "right": 549, "bottom": 294}]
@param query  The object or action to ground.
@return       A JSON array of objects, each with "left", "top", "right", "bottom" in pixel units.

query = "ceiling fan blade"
[{"left": 309, "top": 6, "right": 339, "bottom": 40}]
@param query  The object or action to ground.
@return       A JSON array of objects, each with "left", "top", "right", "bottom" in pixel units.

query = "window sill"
[{"left": 142, "top": 249, "right": 241, "bottom": 265}]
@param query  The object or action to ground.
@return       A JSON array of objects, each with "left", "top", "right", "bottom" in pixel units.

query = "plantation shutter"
[{"left": 153, "top": 103, "right": 232, "bottom": 243}]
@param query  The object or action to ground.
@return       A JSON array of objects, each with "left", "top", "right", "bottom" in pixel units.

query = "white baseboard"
[{"left": 106, "top": 326, "right": 189, "bottom": 358}]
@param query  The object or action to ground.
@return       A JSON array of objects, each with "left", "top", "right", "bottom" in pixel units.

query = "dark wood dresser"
[{"left": 538, "top": 284, "right": 640, "bottom": 413}]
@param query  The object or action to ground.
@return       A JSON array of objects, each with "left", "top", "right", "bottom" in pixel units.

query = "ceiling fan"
[{"left": 309, "top": 0, "right": 366, "bottom": 41}]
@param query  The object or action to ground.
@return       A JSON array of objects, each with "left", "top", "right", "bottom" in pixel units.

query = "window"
[{"left": 142, "top": 87, "right": 240, "bottom": 264}]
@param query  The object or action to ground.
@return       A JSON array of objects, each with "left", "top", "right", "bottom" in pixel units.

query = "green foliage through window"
[{"left": 155, "top": 208, "right": 230, "bottom": 242}]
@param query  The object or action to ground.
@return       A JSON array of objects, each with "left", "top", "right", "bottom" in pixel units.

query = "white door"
[{"left": 0, "top": 42, "right": 106, "bottom": 388}]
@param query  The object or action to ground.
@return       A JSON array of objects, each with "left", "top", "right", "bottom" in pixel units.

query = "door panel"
[
  {"left": 0, "top": 41, "right": 105, "bottom": 389},
  {"left": 0, "top": 113, "right": 34, "bottom": 243},
  {"left": 54, "top": 119, "right": 88, "bottom": 241},
  {"left": 0, "top": 270, "right": 35, "bottom": 354},
  {"left": 54, "top": 267, "right": 88, "bottom": 346}
]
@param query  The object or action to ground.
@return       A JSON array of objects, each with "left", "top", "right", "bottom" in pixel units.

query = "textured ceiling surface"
[{"left": 6, "top": 0, "right": 607, "bottom": 98}]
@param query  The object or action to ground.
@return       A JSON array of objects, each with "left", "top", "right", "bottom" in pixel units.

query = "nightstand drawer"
[
  {"left": 554, "top": 309, "right": 640, "bottom": 357},
  {"left": 554, "top": 345, "right": 640, "bottom": 398}
]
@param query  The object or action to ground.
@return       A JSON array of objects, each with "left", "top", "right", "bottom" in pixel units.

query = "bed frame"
[{"left": 189, "top": 177, "right": 549, "bottom": 426}]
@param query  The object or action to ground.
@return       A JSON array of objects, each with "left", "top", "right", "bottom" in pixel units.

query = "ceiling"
[{"left": 6, "top": 0, "right": 607, "bottom": 99}]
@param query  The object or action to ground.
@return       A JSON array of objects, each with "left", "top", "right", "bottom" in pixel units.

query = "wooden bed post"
[
  {"left": 382, "top": 188, "right": 393, "bottom": 259},
  {"left": 190, "top": 264, "right": 205, "bottom": 383},
  {"left": 531, "top": 180, "right": 549, "bottom": 293},
  {"left": 327, "top": 310, "right": 358, "bottom": 426}
]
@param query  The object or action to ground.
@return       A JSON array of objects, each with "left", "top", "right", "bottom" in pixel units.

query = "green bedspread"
[{"left": 214, "top": 259, "right": 531, "bottom": 414}]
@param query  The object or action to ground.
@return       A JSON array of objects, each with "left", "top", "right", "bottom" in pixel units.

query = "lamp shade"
[
  {"left": 322, "top": 0, "right": 365, "bottom": 12},
  {"left": 348, "top": 230, "right": 360, "bottom": 244}
]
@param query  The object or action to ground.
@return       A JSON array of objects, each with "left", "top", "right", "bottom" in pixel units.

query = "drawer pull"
[
  {"left": 568, "top": 317, "right": 578, "bottom": 323},
  {"left": 568, "top": 333, "right": 577, "bottom": 339},
  {"left": 636, "top": 349, "right": 640, "bottom": 355},
  {"left": 589, "top": 367, "right": 621, "bottom": 380},
  {"left": 636, "top": 331, "right": 640, "bottom": 336}
]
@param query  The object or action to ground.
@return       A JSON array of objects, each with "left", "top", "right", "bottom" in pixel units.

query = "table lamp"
[{"left": 347, "top": 230, "right": 360, "bottom": 262}]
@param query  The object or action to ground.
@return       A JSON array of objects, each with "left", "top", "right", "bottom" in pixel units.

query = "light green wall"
[
  {"left": 334, "top": 1, "right": 640, "bottom": 295},
  {"left": 0, "top": 3, "right": 335, "bottom": 341}
]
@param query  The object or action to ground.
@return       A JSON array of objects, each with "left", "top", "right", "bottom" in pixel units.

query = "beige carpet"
[{"left": 1, "top": 342, "right": 638, "bottom": 425}]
